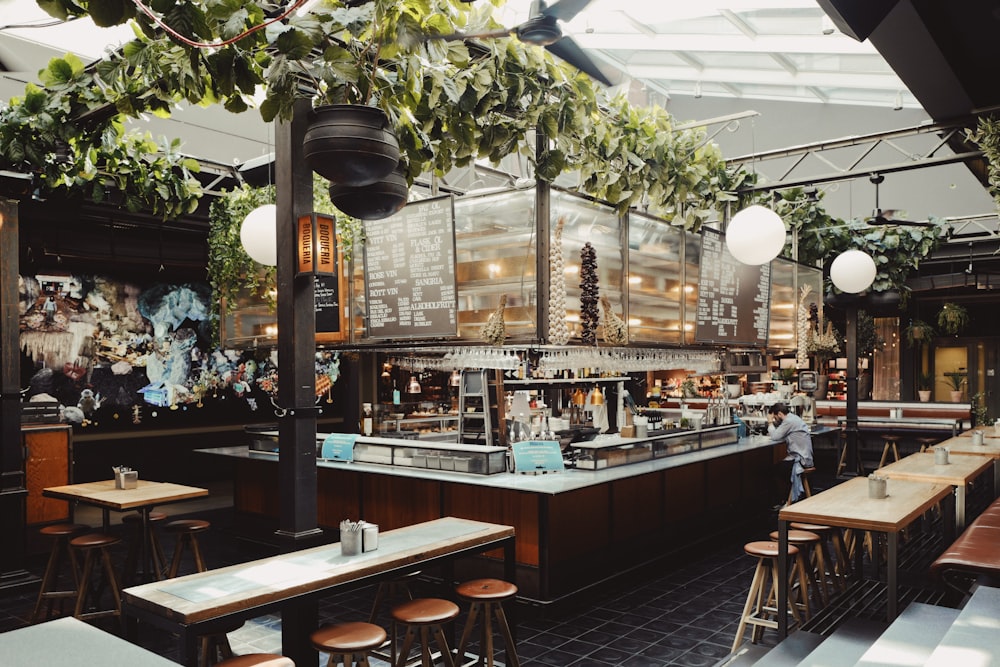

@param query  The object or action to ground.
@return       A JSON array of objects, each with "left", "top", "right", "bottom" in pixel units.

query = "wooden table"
[
  {"left": 878, "top": 452, "right": 995, "bottom": 528},
  {"left": 836, "top": 416, "right": 963, "bottom": 436},
  {"left": 933, "top": 434, "right": 1000, "bottom": 490},
  {"left": 122, "top": 516, "right": 516, "bottom": 667},
  {"left": 0, "top": 616, "right": 179, "bottom": 667},
  {"left": 44, "top": 479, "right": 208, "bottom": 582},
  {"left": 777, "top": 477, "right": 954, "bottom": 636}
]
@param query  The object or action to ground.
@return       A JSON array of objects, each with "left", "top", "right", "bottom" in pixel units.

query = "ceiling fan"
[
  {"left": 865, "top": 173, "right": 936, "bottom": 228},
  {"left": 423, "top": 0, "right": 612, "bottom": 86}
]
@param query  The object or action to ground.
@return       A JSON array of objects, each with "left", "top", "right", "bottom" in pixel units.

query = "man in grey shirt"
[{"left": 768, "top": 402, "right": 814, "bottom": 504}]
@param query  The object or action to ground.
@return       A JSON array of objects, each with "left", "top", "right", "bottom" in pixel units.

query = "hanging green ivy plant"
[{"left": 966, "top": 116, "right": 1000, "bottom": 212}]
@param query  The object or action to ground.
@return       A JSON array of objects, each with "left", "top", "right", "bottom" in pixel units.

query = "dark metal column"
[
  {"left": 0, "top": 195, "right": 33, "bottom": 590},
  {"left": 535, "top": 129, "right": 551, "bottom": 342},
  {"left": 844, "top": 305, "right": 861, "bottom": 476},
  {"left": 275, "top": 99, "right": 322, "bottom": 667}
]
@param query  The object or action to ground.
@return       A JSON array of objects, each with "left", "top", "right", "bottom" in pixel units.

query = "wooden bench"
[{"left": 929, "top": 496, "right": 1000, "bottom": 596}]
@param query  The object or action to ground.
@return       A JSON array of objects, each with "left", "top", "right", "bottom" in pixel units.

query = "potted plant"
[
  {"left": 917, "top": 372, "right": 934, "bottom": 402},
  {"left": 905, "top": 319, "right": 936, "bottom": 346},
  {"left": 942, "top": 372, "right": 966, "bottom": 402},
  {"left": 937, "top": 303, "right": 969, "bottom": 335}
]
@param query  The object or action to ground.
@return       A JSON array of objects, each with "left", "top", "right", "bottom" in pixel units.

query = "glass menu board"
[
  {"left": 363, "top": 195, "right": 458, "bottom": 339},
  {"left": 694, "top": 228, "right": 771, "bottom": 345}
]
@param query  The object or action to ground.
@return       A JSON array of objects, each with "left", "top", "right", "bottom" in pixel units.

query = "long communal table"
[
  {"left": 122, "top": 516, "right": 515, "bottom": 667},
  {"left": 776, "top": 477, "right": 955, "bottom": 636}
]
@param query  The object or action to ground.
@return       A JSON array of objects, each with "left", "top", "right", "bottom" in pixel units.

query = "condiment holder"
[
  {"left": 868, "top": 473, "right": 887, "bottom": 499},
  {"left": 340, "top": 519, "right": 378, "bottom": 556},
  {"left": 113, "top": 466, "right": 138, "bottom": 490},
  {"left": 935, "top": 447, "right": 950, "bottom": 465},
  {"left": 972, "top": 430, "right": 984, "bottom": 447}
]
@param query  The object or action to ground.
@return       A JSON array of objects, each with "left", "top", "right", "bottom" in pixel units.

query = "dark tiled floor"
[
  {"left": 2, "top": 469, "right": 867, "bottom": 667},
  {"left": 0, "top": 500, "right": 783, "bottom": 667}
]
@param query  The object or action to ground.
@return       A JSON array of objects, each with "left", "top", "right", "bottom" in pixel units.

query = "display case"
[
  {"left": 569, "top": 424, "right": 739, "bottom": 470},
  {"left": 375, "top": 402, "right": 459, "bottom": 441},
  {"left": 350, "top": 437, "right": 507, "bottom": 475}
]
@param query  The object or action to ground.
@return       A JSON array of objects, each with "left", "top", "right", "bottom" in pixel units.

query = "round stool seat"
[
  {"left": 790, "top": 522, "right": 831, "bottom": 533},
  {"left": 881, "top": 434, "right": 901, "bottom": 442},
  {"left": 456, "top": 578, "right": 518, "bottom": 601},
  {"left": 165, "top": 518, "right": 210, "bottom": 533},
  {"left": 744, "top": 541, "right": 798, "bottom": 558},
  {"left": 214, "top": 655, "right": 295, "bottom": 667},
  {"left": 123, "top": 511, "right": 168, "bottom": 524},
  {"left": 311, "top": 622, "right": 387, "bottom": 653},
  {"left": 391, "top": 598, "right": 459, "bottom": 625},
  {"left": 40, "top": 522, "right": 89, "bottom": 538},
  {"left": 769, "top": 529, "right": 821, "bottom": 544},
  {"left": 70, "top": 532, "right": 120, "bottom": 549}
]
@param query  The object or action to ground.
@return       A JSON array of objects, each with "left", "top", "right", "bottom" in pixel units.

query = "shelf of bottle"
[{"left": 503, "top": 377, "right": 630, "bottom": 385}]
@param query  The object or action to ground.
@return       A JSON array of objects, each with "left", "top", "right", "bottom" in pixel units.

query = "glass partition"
[
  {"left": 552, "top": 191, "right": 624, "bottom": 342},
  {"left": 627, "top": 212, "right": 684, "bottom": 344},
  {"left": 454, "top": 190, "right": 538, "bottom": 340}
]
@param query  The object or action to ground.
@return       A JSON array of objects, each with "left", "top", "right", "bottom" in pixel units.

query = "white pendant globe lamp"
[
  {"left": 830, "top": 249, "right": 877, "bottom": 293},
  {"left": 725, "top": 204, "right": 786, "bottom": 265},
  {"left": 240, "top": 204, "right": 278, "bottom": 266}
]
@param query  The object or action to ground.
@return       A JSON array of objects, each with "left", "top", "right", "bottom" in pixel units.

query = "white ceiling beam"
[
  {"left": 622, "top": 65, "right": 902, "bottom": 90},
  {"left": 569, "top": 33, "right": 876, "bottom": 55},
  {"left": 718, "top": 9, "right": 758, "bottom": 39}
]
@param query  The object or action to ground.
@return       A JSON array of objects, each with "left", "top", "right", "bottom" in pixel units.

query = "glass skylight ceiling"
[{"left": 501, "top": 0, "right": 918, "bottom": 109}]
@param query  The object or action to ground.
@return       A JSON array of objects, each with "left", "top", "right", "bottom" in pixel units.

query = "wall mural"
[{"left": 18, "top": 272, "right": 340, "bottom": 429}]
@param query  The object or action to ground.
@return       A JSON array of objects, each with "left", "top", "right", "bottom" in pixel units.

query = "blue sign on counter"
[
  {"left": 512, "top": 440, "right": 565, "bottom": 474},
  {"left": 321, "top": 433, "right": 358, "bottom": 462}
]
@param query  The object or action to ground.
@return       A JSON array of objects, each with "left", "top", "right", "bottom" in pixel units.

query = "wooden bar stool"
[
  {"left": 836, "top": 430, "right": 863, "bottom": 476},
  {"left": 368, "top": 571, "right": 420, "bottom": 666},
  {"left": 791, "top": 522, "right": 850, "bottom": 596},
  {"left": 214, "top": 655, "right": 295, "bottom": 667},
  {"left": 731, "top": 541, "right": 801, "bottom": 653},
  {"left": 455, "top": 579, "right": 520, "bottom": 667},
  {"left": 787, "top": 466, "right": 816, "bottom": 504},
  {"left": 312, "top": 621, "right": 387, "bottom": 667},
  {"left": 878, "top": 434, "right": 902, "bottom": 469},
  {"left": 165, "top": 518, "right": 210, "bottom": 578},
  {"left": 123, "top": 511, "right": 168, "bottom": 584},
  {"left": 32, "top": 522, "right": 89, "bottom": 623},
  {"left": 69, "top": 532, "right": 122, "bottom": 622},
  {"left": 391, "top": 598, "right": 459, "bottom": 667},
  {"left": 200, "top": 617, "right": 244, "bottom": 666},
  {"left": 768, "top": 529, "right": 821, "bottom": 619},
  {"left": 917, "top": 436, "right": 940, "bottom": 453}
]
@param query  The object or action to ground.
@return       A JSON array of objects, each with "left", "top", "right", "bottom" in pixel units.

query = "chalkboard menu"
[
  {"left": 363, "top": 195, "right": 458, "bottom": 339},
  {"left": 314, "top": 275, "right": 341, "bottom": 334},
  {"left": 694, "top": 228, "right": 772, "bottom": 345}
]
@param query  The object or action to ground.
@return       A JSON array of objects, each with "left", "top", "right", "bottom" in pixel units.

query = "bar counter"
[{"left": 201, "top": 429, "right": 790, "bottom": 602}]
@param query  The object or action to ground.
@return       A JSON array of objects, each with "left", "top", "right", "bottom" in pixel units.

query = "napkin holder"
[{"left": 115, "top": 470, "right": 138, "bottom": 489}]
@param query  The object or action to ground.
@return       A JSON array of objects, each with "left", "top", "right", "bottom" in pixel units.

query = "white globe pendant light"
[
  {"left": 240, "top": 204, "right": 277, "bottom": 266},
  {"left": 725, "top": 205, "right": 786, "bottom": 265},
  {"left": 830, "top": 249, "right": 877, "bottom": 293}
]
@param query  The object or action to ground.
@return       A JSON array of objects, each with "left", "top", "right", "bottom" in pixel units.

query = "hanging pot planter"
[
  {"left": 304, "top": 105, "right": 400, "bottom": 187},
  {"left": 328, "top": 162, "right": 408, "bottom": 221}
]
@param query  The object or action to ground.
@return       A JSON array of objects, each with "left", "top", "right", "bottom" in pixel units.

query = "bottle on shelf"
[{"left": 360, "top": 403, "right": 373, "bottom": 436}]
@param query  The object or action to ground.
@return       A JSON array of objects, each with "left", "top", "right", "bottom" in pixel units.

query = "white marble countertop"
[{"left": 199, "top": 433, "right": 781, "bottom": 496}]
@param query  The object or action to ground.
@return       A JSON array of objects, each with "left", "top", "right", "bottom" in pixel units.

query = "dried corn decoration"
[
  {"left": 481, "top": 293, "right": 507, "bottom": 346},
  {"left": 580, "top": 242, "right": 599, "bottom": 344},
  {"left": 547, "top": 217, "right": 571, "bottom": 345},
  {"left": 600, "top": 295, "right": 629, "bottom": 345}
]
